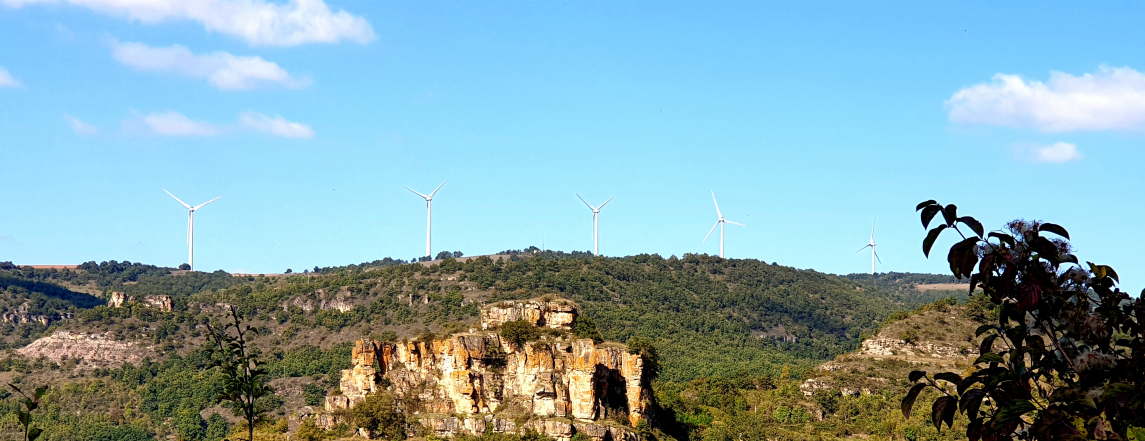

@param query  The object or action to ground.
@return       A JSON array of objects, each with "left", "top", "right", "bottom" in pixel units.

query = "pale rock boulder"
[{"left": 323, "top": 300, "right": 649, "bottom": 440}]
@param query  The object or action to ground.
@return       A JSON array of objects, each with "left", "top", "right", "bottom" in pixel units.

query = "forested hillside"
[{"left": 0, "top": 253, "right": 968, "bottom": 440}]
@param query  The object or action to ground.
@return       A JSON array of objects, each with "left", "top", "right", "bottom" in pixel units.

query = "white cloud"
[
  {"left": 239, "top": 111, "right": 315, "bottom": 138},
  {"left": 1013, "top": 142, "right": 1083, "bottom": 164},
  {"left": 128, "top": 110, "right": 314, "bottom": 138},
  {"left": 0, "top": 66, "right": 21, "bottom": 87},
  {"left": 141, "top": 111, "right": 220, "bottom": 136},
  {"left": 948, "top": 66, "right": 1145, "bottom": 132},
  {"left": 111, "top": 40, "right": 308, "bottom": 90},
  {"left": 64, "top": 115, "right": 99, "bottom": 135},
  {"left": 1, "top": 0, "right": 374, "bottom": 47}
]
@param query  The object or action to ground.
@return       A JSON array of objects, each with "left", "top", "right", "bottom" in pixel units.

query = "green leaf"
[
  {"left": 923, "top": 225, "right": 947, "bottom": 258},
  {"left": 28, "top": 427, "right": 42, "bottom": 441},
  {"left": 1087, "top": 262, "right": 1119, "bottom": 283},
  {"left": 974, "top": 324, "right": 994, "bottom": 337},
  {"left": 921, "top": 206, "right": 942, "bottom": 229},
  {"left": 994, "top": 399, "right": 1036, "bottom": 424},
  {"left": 932, "top": 396, "right": 957, "bottom": 432},
  {"left": 901, "top": 383, "right": 927, "bottom": 419},
  {"left": 909, "top": 370, "right": 927, "bottom": 383},
  {"left": 1127, "top": 426, "right": 1145, "bottom": 441},
  {"left": 18, "top": 411, "right": 29, "bottom": 426},
  {"left": 958, "top": 216, "right": 985, "bottom": 237},
  {"left": 960, "top": 388, "right": 985, "bottom": 419},
  {"left": 1039, "top": 223, "right": 1070, "bottom": 240},
  {"left": 988, "top": 232, "right": 1015, "bottom": 247},
  {"left": 947, "top": 237, "right": 980, "bottom": 279},
  {"left": 33, "top": 386, "right": 46, "bottom": 401},
  {"left": 916, "top": 200, "right": 937, "bottom": 211},
  {"left": 934, "top": 372, "right": 962, "bottom": 390},
  {"left": 974, "top": 353, "right": 1005, "bottom": 365},
  {"left": 942, "top": 204, "right": 958, "bottom": 226},
  {"left": 980, "top": 335, "right": 997, "bottom": 355}
]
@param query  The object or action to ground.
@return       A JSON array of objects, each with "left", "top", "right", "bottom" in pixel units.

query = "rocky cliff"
[
  {"left": 321, "top": 300, "right": 649, "bottom": 440},
  {"left": 17, "top": 330, "right": 153, "bottom": 368}
]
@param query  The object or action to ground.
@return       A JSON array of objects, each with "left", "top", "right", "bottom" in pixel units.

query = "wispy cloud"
[
  {"left": 1013, "top": 142, "right": 1083, "bottom": 164},
  {"left": 239, "top": 111, "right": 315, "bottom": 138},
  {"left": 128, "top": 110, "right": 314, "bottom": 138},
  {"left": 1, "top": 0, "right": 375, "bottom": 47},
  {"left": 64, "top": 115, "right": 99, "bottom": 135},
  {"left": 948, "top": 66, "right": 1145, "bottom": 132},
  {"left": 140, "top": 111, "right": 221, "bottom": 136},
  {"left": 110, "top": 40, "right": 308, "bottom": 91},
  {"left": 0, "top": 66, "right": 21, "bottom": 87}
]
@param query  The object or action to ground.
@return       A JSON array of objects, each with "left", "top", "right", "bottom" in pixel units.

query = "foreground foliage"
[{"left": 904, "top": 201, "right": 1145, "bottom": 440}]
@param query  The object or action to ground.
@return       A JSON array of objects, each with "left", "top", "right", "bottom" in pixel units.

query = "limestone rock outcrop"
[
  {"left": 108, "top": 292, "right": 132, "bottom": 308},
  {"left": 143, "top": 295, "right": 173, "bottom": 312},
  {"left": 18, "top": 331, "right": 153, "bottom": 368},
  {"left": 323, "top": 300, "right": 649, "bottom": 440},
  {"left": 480, "top": 299, "right": 578, "bottom": 330}
]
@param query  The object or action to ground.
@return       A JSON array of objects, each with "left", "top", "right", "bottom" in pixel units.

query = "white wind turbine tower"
[
  {"left": 703, "top": 191, "right": 745, "bottom": 258},
  {"left": 857, "top": 219, "right": 881, "bottom": 275},
  {"left": 404, "top": 181, "right": 446, "bottom": 258},
  {"left": 163, "top": 190, "right": 221, "bottom": 271},
  {"left": 576, "top": 194, "right": 613, "bottom": 256}
]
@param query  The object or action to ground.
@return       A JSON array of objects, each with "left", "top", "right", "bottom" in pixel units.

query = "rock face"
[
  {"left": 108, "top": 292, "right": 132, "bottom": 308},
  {"left": 323, "top": 300, "right": 648, "bottom": 440},
  {"left": 106, "top": 293, "right": 174, "bottom": 312},
  {"left": 143, "top": 295, "right": 173, "bottom": 312},
  {"left": 18, "top": 331, "right": 153, "bottom": 368},
  {"left": 480, "top": 300, "right": 578, "bottom": 330},
  {"left": 858, "top": 337, "right": 975, "bottom": 360},
  {"left": 0, "top": 303, "right": 72, "bottom": 325}
]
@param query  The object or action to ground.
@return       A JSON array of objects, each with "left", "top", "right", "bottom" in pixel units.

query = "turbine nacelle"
[
  {"left": 577, "top": 194, "right": 613, "bottom": 256},
  {"left": 704, "top": 191, "right": 744, "bottom": 258},
  {"left": 163, "top": 189, "right": 221, "bottom": 272}
]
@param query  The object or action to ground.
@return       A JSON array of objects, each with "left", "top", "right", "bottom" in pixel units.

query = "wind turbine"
[
  {"left": 163, "top": 190, "right": 221, "bottom": 271},
  {"left": 703, "top": 191, "right": 744, "bottom": 258},
  {"left": 857, "top": 219, "right": 881, "bottom": 275},
  {"left": 404, "top": 181, "right": 446, "bottom": 258},
  {"left": 576, "top": 194, "right": 613, "bottom": 256}
]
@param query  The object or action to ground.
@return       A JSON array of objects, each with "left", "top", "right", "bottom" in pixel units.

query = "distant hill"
[{"left": 0, "top": 253, "right": 975, "bottom": 440}]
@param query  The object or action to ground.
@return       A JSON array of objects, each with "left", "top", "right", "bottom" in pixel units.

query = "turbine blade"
[
  {"left": 193, "top": 196, "right": 221, "bottom": 211},
  {"left": 164, "top": 189, "right": 191, "bottom": 209},
  {"left": 725, "top": 220, "right": 745, "bottom": 227},
  {"left": 871, "top": 218, "right": 876, "bottom": 241},
  {"left": 404, "top": 186, "right": 428, "bottom": 199},
  {"left": 428, "top": 180, "right": 447, "bottom": 197},
  {"left": 857, "top": 244, "right": 872, "bottom": 253},
  {"left": 711, "top": 191, "right": 722, "bottom": 218},
  {"left": 598, "top": 197, "right": 614, "bottom": 209},
  {"left": 875, "top": 250, "right": 882, "bottom": 264},
  {"left": 703, "top": 221, "right": 720, "bottom": 243},
  {"left": 576, "top": 194, "right": 594, "bottom": 210}
]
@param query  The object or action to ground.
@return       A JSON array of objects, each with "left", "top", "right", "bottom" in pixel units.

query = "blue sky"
[{"left": 1, "top": 1, "right": 1144, "bottom": 290}]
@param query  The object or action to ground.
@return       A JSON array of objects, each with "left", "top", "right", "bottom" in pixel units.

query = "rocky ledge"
[
  {"left": 17, "top": 330, "right": 153, "bottom": 368},
  {"left": 319, "top": 299, "right": 648, "bottom": 440}
]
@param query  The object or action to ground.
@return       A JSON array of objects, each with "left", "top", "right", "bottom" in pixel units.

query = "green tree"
[
  {"left": 294, "top": 417, "right": 326, "bottom": 441},
  {"left": 572, "top": 315, "right": 604, "bottom": 343},
  {"left": 174, "top": 407, "right": 208, "bottom": 441},
  {"left": 500, "top": 319, "right": 539, "bottom": 348},
  {"left": 903, "top": 201, "right": 1145, "bottom": 440},
  {"left": 205, "top": 306, "right": 276, "bottom": 441},
  {"left": 205, "top": 413, "right": 229, "bottom": 441},
  {"left": 626, "top": 336, "right": 660, "bottom": 379},
  {"left": 351, "top": 392, "right": 409, "bottom": 440},
  {"left": 303, "top": 383, "right": 326, "bottom": 406}
]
